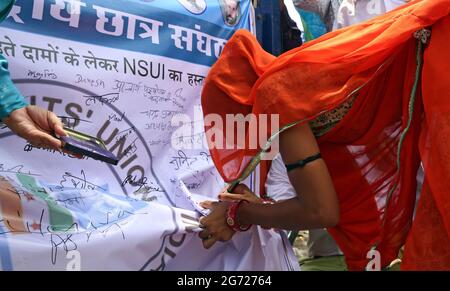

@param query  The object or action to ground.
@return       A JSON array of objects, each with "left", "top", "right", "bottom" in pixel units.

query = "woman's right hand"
[
  {"left": 218, "top": 184, "right": 264, "bottom": 204},
  {"left": 217, "top": 184, "right": 274, "bottom": 230}
]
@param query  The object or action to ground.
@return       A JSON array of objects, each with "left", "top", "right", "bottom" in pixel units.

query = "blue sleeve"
[
  {"left": 0, "top": 53, "right": 28, "bottom": 120},
  {"left": 0, "top": 0, "right": 15, "bottom": 22},
  {"left": 0, "top": 0, "right": 26, "bottom": 119}
]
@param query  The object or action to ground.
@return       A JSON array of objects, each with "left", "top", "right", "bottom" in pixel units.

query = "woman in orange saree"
[{"left": 200, "top": 0, "right": 450, "bottom": 270}]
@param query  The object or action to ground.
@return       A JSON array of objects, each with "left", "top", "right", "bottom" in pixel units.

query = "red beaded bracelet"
[{"left": 226, "top": 200, "right": 251, "bottom": 232}]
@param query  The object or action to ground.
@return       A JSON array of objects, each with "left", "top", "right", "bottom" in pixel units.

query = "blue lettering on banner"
[{"left": 1, "top": 0, "right": 252, "bottom": 66}]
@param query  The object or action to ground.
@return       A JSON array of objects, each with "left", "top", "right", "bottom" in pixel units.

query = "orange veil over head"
[{"left": 201, "top": 0, "right": 450, "bottom": 270}]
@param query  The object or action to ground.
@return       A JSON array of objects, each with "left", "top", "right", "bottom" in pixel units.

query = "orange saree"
[
  {"left": 402, "top": 15, "right": 450, "bottom": 271},
  {"left": 201, "top": 0, "right": 450, "bottom": 270}
]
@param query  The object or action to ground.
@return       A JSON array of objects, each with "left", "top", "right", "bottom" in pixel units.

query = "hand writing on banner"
[
  {"left": 198, "top": 200, "right": 235, "bottom": 249},
  {"left": 198, "top": 184, "right": 274, "bottom": 249},
  {"left": 217, "top": 184, "right": 263, "bottom": 204},
  {"left": 3, "top": 105, "right": 66, "bottom": 151},
  {"left": 217, "top": 185, "right": 273, "bottom": 230}
]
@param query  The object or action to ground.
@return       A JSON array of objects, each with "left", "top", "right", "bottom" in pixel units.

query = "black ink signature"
[
  {"left": 27, "top": 69, "right": 57, "bottom": 80},
  {"left": 50, "top": 232, "right": 78, "bottom": 265},
  {"left": 55, "top": 195, "right": 87, "bottom": 208},
  {"left": 75, "top": 74, "right": 105, "bottom": 88},
  {"left": 24, "top": 143, "right": 88, "bottom": 159},
  {"left": 169, "top": 150, "right": 197, "bottom": 170},
  {"left": 83, "top": 93, "right": 119, "bottom": 106},
  {"left": 121, "top": 175, "right": 148, "bottom": 192},
  {"left": 59, "top": 170, "right": 106, "bottom": 192},
  {"left": 108, "top": 112, "right": 126, "bottom": 122},
  {"left": 0, "top": 164, "right": 40, "bottom": 177}
]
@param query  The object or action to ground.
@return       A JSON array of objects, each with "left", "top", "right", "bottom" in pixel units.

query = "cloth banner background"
[{"left": 0, "top": 0, "right": 298, "bottom": 271}]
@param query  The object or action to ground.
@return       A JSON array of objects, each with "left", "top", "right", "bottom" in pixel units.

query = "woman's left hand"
[{"left": 198, "top": 201, "right": 235, "bottom": 249}]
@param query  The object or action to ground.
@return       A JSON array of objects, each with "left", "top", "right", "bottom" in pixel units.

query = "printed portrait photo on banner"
[
  {"left": 177, "top": 0, "right": 207, "bottom": 14},
  {"left": 219, "top": 0, "right": 242, "bottom": 26}
]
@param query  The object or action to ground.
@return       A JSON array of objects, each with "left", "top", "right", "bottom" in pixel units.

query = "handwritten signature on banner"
[
  {"left": 169, "top": 150, "right": 211, "bottom": 171},
  {"left": 27, "top": 69, "right": 57, "bottom": 80},
  {"left": 82, "top": 93, "right": 120, "bottom": 106},
  {"left": 0, "top": 175, "right": 151, "bottom": 266},
  {"left": 0, "top": 163, "right": 40, "bottom": 177},
  {"left": 58, "top": 170, "right": 107, "bottom": 192}
]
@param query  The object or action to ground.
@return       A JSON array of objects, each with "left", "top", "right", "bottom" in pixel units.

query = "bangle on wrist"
[{"left": 226, "top": 200, "right": 251, "bottom": 232}]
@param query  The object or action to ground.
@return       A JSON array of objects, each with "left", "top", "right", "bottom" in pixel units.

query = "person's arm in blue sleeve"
[
  {"left": 0, "top": 0, "right": 67, "bottom": 150},
  {"left": 0, "top": 52, "right": 67, "bottom": 150},
  {"left": 0, "top": 52, "right": 66, "bottom": 150},
  {"left": 0, "top": 0, "right": 28, "bottom": 118},
  {"left": 0, "top": 0, "right": 25, "bottom": 118},
  {"left": 0, "top": 53, "right": 28, "bottom": 119}
]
